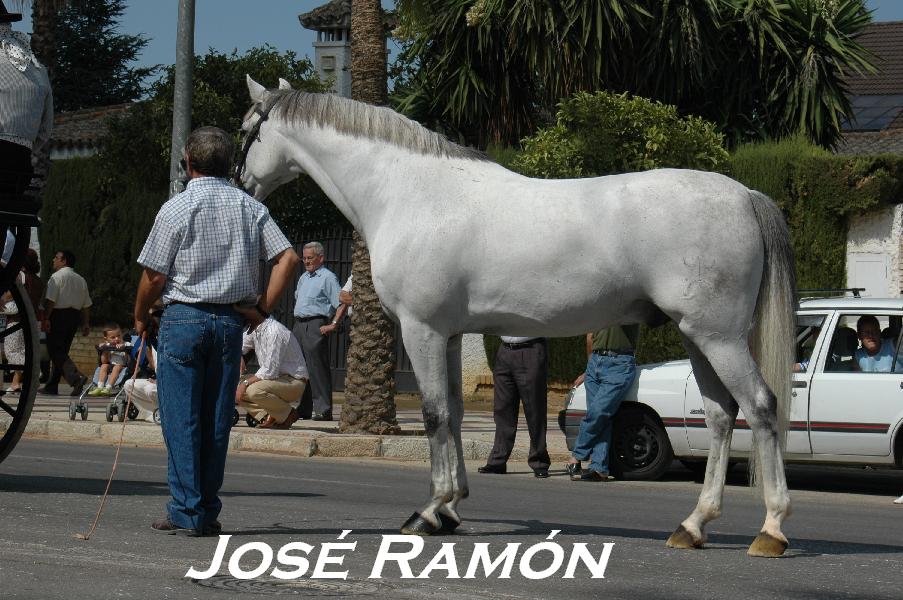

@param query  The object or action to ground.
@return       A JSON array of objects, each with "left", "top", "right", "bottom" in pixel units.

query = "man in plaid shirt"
[{"left": 134, "top": 126, "right": 300, "bottom": 536}]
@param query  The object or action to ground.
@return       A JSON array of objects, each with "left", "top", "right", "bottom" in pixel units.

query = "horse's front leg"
[
  {"left": 436, "top": 334, "right": 467, "bottom": 533},
  {"left": 398, "top": 321, "right": 456, "bottom": 535}
]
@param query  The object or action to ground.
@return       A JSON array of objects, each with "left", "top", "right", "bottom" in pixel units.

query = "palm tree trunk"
[
  {"left": 28, "top": 0, "right": 59, "bottom": 82},
  {"left": 340, "top": 0, "right": 400, "bottom": 434}
]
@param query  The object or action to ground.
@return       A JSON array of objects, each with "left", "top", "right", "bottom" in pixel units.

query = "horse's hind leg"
[
  {"left": 680, "top": 334, "right": 791, "bottom": 557},
  {"left": 437, "top": 334, "right": 468, "bottom": 533},
  {"left": 397, "top": 320, "right": 457, "bottom": 535},
  {"left": 667, "top": 335, "right": 739, "bottom": 550}
]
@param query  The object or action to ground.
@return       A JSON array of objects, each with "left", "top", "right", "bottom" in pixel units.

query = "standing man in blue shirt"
[
  {"left": 293, "top": 242, "right": 345, "bottom": 421},
  {"left": 134, "top": 126, "right": 299, "bottom": 536}
]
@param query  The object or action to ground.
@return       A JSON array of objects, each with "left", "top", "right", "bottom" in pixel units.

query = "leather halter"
[{"left": 231, "top": 100, "right": 277, "bottom": 188}]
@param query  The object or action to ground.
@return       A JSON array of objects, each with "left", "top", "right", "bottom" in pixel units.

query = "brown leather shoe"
[{"left": 272, "top": 408, "right": 299, "bottom": 430}]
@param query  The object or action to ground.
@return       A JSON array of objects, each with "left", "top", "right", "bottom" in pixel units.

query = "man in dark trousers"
[
  {"left": 478, "top": 336, "right": 551, "bottom": 478},
  {"left": 39, "top": 250, "right": 89, "bottom": 396},
  {"left": 291, "top": 242, "right": 345, "bottom": 421}
]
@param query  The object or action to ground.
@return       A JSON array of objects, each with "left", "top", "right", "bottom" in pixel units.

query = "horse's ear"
[
  {"left": 278, "top": 78, "right": 293, "bottom": 90},
  {"left": 246, "top": 75, "right": 267, "bottom": 103}
]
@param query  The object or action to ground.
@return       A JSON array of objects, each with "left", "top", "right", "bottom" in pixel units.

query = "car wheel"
[{"left": 611, "top": 407, "right": 674, "bottom": 481}]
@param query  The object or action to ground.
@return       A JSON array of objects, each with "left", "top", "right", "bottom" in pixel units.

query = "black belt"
[
  {"left": 593, "top": 349, "right": 634, "bottom": 357},
  {"left": 502, "top": 339, "right": 543, "bottom": 350},
  {"left": 295, "top": 315, "right": 329, "bottom": 322}
]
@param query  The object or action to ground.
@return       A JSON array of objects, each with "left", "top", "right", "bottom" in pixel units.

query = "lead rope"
[{"left": 74, "top": 332, "right": 147, "bottom": 541}]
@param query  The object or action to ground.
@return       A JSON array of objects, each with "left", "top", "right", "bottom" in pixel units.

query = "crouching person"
[{"left": 238, "top": 316, "right": 308, "bottom": 429}]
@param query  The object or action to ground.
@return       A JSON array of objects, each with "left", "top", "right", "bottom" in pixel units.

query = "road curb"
[{"left": 17, "top": 418, "right": 572, "bottom": 461}]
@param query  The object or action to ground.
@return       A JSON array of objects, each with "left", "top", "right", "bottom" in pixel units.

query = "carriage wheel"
[
  {"left": 105, "top": 403, "right": 115, "bottom": 422},
  {"left": 245, "top": 414, "right": 259, "bottom": 428},
  {"left": 0, "top": 276, "right": 40, "bottom": 464},
  {"left": 68, "top": 400, "right": 77, "bottom": 421},
  {"left": 80, "top": 404, "right": 89, "bottom": 421},
  {"left": 127, "top": 403, "right": 139, "bottom": 421},
  {"left": 152, "top": 408, "right": 161, "bottom": 424},
  {"left": 232, "top": 409, "right": 240, "bottom": 427}
]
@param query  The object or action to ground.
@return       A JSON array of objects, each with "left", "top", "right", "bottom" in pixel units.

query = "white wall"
[
  {"left": 461, "top": 333, "right": 491, "bottom": 395},
  {"left": 846, "top": 204, "right": 902, "bottom": 297}
]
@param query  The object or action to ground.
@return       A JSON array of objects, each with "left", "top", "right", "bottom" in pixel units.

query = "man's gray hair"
[
  {"left": 184, "top": 126, "right": 234, "bottom": 178},
  {"left": 303, "top": 241, "right": 325, "bottom": 256}
]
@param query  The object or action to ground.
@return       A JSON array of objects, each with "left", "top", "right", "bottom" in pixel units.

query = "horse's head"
[{"left": 237, "top": 75, "right": 300, "bottom": 199}]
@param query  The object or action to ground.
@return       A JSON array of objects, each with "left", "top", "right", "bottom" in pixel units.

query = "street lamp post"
[{"left": 168, "top": 0, "right": 194, "bottom": 198}]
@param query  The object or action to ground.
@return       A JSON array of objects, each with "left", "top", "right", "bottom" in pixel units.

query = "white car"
[{"left": 558, "top": 296, "right": 903, "bottom": 480}]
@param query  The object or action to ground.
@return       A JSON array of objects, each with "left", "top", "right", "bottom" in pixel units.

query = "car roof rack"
[{"left": 797, "top": 288, "right": 864, "bottom": 300}]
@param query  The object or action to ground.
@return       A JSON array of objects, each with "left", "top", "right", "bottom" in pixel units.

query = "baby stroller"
[{"left": 68, "top": 334, "right": 137, "bottom": 421}]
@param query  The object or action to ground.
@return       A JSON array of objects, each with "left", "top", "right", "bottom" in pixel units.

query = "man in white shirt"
[
  {"left": 238, "top": 316, "right": 309, "bottom": 429},
  {"left": 39, "top": 249, "right": 90, "bottom": 396}
]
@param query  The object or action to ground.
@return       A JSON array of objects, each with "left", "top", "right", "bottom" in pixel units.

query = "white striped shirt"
[
  {"left": 242, "top": 317, "right": 308, "bottom": 380},
  {"left": 138, "top": 177, "right": 291, "bottom": 305}
]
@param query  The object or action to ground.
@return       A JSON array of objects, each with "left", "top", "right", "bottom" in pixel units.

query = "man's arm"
[
  {"left": 573, "top": 333, "right": 594, "bottom": 388},
  {"left": 320, "top": 301, "right": 347, "bottom": 336},
  {"left": 134, "top": 268, "right": 167, "bottom": 335},
  {"left": 260, "top": 248, "right": 300, "bottom": 313}
]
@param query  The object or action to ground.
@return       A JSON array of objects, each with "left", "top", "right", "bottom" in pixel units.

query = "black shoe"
[
  {"left": 477, "top": 463, "right": 507, "bottom": 474},
  {"left": 579, "top": 470, "right": 614, "bottom": 482},
  {"left": 70, "top": 374, "right": 88, "bottom": 397},
  {"left": 151, "top": 518, "right": 197, "bottom": 536},
  {"left": 311, "top": 411, "right": 332, "bottom": 421},
  {"left": 38, "top": 386, "right": 58, "bottom": 396},
  {"left": 534, "top": 468, "right": 550, "bottom": 478},
  {"left": 199, "top": 520, "right": 222, "bottom": 536},
  {"left": 565, "top": 461, "right": 582, "bottom": 481}
]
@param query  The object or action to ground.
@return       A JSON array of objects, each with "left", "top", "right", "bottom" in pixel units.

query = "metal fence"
[{"left": 261, "top": 227, "right": 418, "bottom": 393}]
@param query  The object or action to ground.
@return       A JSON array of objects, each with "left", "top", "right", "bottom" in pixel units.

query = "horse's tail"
[{"left": 748, "top": 189, "right": 797, "bottom": 485}]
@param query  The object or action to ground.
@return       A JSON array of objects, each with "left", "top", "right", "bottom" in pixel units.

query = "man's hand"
[
  {"left": 235, "top": 382, "right": 246, "bottom": 405},
  {"left": 319, "top": 322, "right": 338, "bottom": 336},
  {"left": 573, "top": 373, "right": 586, "bottom": 388},
  {"left": 134, "top": 317, "right": 148, "bottom": 336},
  {"left": 41, "top": 319, "right": 50, "bottom": 333},
  {"left": 339, "top": 290, "right": 352, "bottom": 305},
  {"left": 81, "top": 324, "right": 90, "bottom": 337}
]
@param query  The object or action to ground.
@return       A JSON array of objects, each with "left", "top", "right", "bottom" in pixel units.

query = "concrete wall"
[
  {"left": 846, "top": 204, "right": 903, "bottom": 297},
  {"left": 461, "top": 333, "right": 492, "bottom": 395}
]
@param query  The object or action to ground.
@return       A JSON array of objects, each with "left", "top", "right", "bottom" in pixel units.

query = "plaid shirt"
[{"left": 138, "top": 177, "right": 291, "bottom": 305}]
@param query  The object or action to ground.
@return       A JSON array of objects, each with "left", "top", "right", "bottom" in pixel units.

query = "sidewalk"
[{"left": 15, "top": 385, "right": 572, "bottom": 464}]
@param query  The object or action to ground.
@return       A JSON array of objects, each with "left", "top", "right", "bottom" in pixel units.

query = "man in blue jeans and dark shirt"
[
  {"left": 134, "top": 126, "right": 299, "bottom": 536},
  {"left": 566, "top": 326, "right": 639, "bottom": 482}
]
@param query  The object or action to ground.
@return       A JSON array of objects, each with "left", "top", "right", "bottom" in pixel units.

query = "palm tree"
[
  {"left": 10, "top": 0, "right": 68, "bottom": 81},
  {"left": 339, "top": 0, "right": 401, "bottom": 435}
]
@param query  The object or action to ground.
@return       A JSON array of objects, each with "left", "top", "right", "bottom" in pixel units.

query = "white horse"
[{"left": 238, "top": 76, "right": 796, "bottom": 558}]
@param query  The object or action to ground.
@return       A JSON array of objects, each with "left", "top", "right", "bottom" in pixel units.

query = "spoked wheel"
[
  {"left": 0, "top": 272, "right": 41, "bottom": 464},
  {"left": 127, "top": 402, "right": 139, "bottom": 421},
  {"left": 245, "top": 414, "right": 260, "bottom": 428}
]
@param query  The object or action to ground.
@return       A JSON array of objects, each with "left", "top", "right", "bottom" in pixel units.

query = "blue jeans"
[
  {"left": 156, "top": 303, "right": 243, "bottom": 530},
  {"left": 571, "top": 353, "right": 637, "bottom": 474}
]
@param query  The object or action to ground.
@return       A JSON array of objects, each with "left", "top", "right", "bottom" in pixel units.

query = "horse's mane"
[{"left": 268, "top": 90, "right": 489, "bottom": 162}]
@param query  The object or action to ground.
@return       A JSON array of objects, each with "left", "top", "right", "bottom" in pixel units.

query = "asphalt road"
[{"left": 1, "top": 439, "right": 902, "bottom": 599}]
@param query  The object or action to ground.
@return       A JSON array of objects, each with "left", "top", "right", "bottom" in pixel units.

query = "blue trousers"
[
  {"left": 571, "top": 353, "right": 637, "bottom": 474},
  {"left": 156, "top": 303, "right": 243, "bottom": 530}
]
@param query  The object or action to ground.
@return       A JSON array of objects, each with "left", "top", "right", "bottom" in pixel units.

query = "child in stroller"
[{"left": 88, "top": 322, "right": 131, "bottom": 396}]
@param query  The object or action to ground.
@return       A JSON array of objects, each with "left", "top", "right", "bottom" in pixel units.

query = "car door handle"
[{"left": 792, "top": 381, "right": 807, "bottom": 389}]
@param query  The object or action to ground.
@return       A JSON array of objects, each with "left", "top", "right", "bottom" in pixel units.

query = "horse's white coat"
[{"left": 240, "top": 78, "right": 796, "bottom": 553}]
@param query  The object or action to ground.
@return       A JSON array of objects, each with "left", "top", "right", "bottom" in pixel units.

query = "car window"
[
  {"left": 825, "top": 314, "right": 903, "bottom": 373},
  {"left": 795, "top": 314, "right": 826, "bottom": 372}
]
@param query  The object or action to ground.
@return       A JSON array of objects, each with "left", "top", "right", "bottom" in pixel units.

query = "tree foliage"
[
  {"left": 512, "top": 91, "right": 729, "bottom": 179},
  {"left": 39, "top": 48, "right": 333, "bottom": 324},
  {"left": 53, "top": 0, "right": 155, "bottom": 111},
  {"left": 393, "top": 0, "right": 875, "bottom": 148}
]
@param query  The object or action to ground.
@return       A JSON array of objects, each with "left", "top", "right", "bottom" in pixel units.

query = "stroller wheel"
[
  {"left": 80, "top": 404, "right": 88, "bottom": 420},
  {"left": 117, "top": 401, "right": 126, "bottom": 422},
  {"left": 105, "top": 403, "right": 115, "bottom": 422},
  {"left": 68, "top": 400, "right": 76, "bottom": 421},
  {"left": 127, "top": 403, "right": 139, "bottom": 421},
  {"left": 152, "top": 408, "right": 161, "bottom": 425},
  {"left": 232, "top": 409, "right": 240, "bottom": 427},
  {"left": 245, "top": 414, "right": 260, "bottom": 428}
]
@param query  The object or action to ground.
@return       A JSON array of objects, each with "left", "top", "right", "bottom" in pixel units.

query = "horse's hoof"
[
  {"left": 747, "top": 532, "right": 788, "bottom": 558},
  {"left": 666, "top": 525, "right": 704, "bottom": 549},
  {"left": 400, "top": 512, "right": 440, "bottom": 536},
  {"left": 437, "top": 512, "right": 461, "bottom": 535}
]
